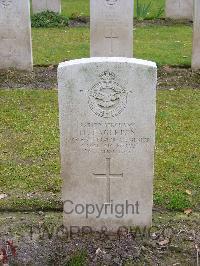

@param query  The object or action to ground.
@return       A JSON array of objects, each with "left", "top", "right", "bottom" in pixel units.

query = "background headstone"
[
  {"left": 192, "top": 0, "right": 200, "bottom": 69},
  {"left": 90, "top": 0, "right": 133, "bottom": 57},
  {"left": 0, "top": 0, "right": 33, "bottom": 71},
  {"left": 32, "top": 0, "right": 61, "bottom": 14},
  {"left": 165, "top": 0, "right": 193, "bottom": 20},
  {"left": 58, "top": 57, "right": 157, "bottom": 231}
]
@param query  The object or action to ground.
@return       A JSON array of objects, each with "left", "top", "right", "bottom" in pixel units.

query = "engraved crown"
[{"left": 99, "top": 71, "right": 115, "bottom": 82}]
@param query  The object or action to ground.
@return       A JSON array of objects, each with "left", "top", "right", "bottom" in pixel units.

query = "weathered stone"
[
  {"left": 90, "top": 0, "right": 133, "bottom": 57},
  {"left": 32, "top": 0, "right": 61, "bottom": 14},
  {"left": 0, "top": 0, "right": 32, "bottom": 71},
  {"left": 58, "top": 57, "right": 157, "bottom": 231},
  {"left": 192, "top": 0, "right": 200, "bottom": 69},
  {"left": 165, "top": 0, "right": 193, "bottom": 20}
]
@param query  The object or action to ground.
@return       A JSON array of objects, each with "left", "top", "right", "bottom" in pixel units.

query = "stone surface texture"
[
  {"left": 0, "top": 0, "right": 32, "bottom": 71},
  {"left": 90, "top": 0, "right": 133, "bottom": 57},
  {"left": 192, "top": 0, "right": 200, "bottom": 69},
  {"left": 32, "top": 0, "right": 61, "bottom": 14},
  {"left": 165, "top": 0, "right": 193, "bottom": 20},
  {"left": 58, "top": 57, "right": 157, "bottom": 231}
]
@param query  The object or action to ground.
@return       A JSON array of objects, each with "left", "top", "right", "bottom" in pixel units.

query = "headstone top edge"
[{"left": 58, "top": 57, "right": 157, "bottom": 70}]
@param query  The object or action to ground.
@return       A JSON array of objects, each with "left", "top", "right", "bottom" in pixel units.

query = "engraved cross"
[
  {"left": 105, "top": 28, "right": 118, "bottom": 54},
  {"left": 93, "top": 158, "right": 123, "bottom": 204}
]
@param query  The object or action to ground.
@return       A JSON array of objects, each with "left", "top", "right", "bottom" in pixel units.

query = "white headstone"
[
  {"left": 165, "top": 0, "right": 193, "bottom": 20},
  {"left": 0, "top": 0, "right": 33, "bottom": 71},
  {"left": 90, "top": 0, "right": 133, "bottom": 57},
  {"left": 32, "top": 0, "right": 61, "bottom": 14},
  {"left": 58, "top": 57, "right": 157, "bottom": 231},
  {"left": 192, "top": 0, "right": 200, "bottom": 69}
]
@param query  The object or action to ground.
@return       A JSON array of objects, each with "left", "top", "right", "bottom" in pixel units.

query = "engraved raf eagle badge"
[{"left": 88, "top": 71, "right": 129, "bottom": 118}]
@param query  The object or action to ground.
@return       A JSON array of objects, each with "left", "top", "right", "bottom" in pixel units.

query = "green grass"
[
  {"left": 155, "top": 90, "right": 200, "bottom": 210},
  {"left": 0, "top": 89, "right": 199, "bottom": 211},
  {"left": 32, "top": 28, "right": 89, "bottom": 65},
  {"left": 0, "top": 90, "right": 60, "bottom": 210},
  {"left": 134, "top": 25, "right": 192, "bottom": 66},
  {"left": 67, "top": 251, "right": 87, "bottom": 266},
  {"left": 61, "top": 0, "right": 89, "bottom": 18},
  {"left": 61, "top": 0, "right": 165, "bottom": 19},
  {"left": 32, "top": 25, "right": 192, "bottom": 66}
]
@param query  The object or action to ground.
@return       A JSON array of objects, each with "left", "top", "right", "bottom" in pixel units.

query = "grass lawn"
[
  {"left": 30, "top": 0, "right": 166, "bottom": 19},
  {"left": 32, "top": 25, "right": 192, "bottom": 66},
  {"left": 61, "top": 0, "right": 165, "bottom": 19},
  {"left": 0, "top": 89, "right": 199, "bottom": 211}
]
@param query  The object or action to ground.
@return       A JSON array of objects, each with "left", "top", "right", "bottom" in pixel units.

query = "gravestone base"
[
  {"left": 90, "top": 0, "right": 133, "bottom": 57},
  {"left": 58, "top": 58, "right": 157, "bottom": 231},
  {"left": 32, "top": 0, "right": 61, "bottom": 14},
  {"left": 192, "top": 0, "right": 200, "bottom": 69},
  {"left": 165, "top": 0, "right": 193, "bottom": 20},
  {"left": 0, "top": 0, "right": 33, "bottom": 71}
]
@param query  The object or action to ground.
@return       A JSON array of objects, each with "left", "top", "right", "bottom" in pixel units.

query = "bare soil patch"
[
  {"left": 1, "top": 66, "right": 200, "bottom": 90},
  {"left": 67, "top": 18, "right": 193, "bottom": 28},
  {"left": 134, "top": 18, "right": 193, "bottom": 27},
  {"left": 0, "top": 211, "right": 199, "bottom": 265}
]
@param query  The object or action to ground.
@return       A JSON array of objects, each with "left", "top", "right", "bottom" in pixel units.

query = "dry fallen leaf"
[
  {"left": 195, "top": 244, "right": 200, "bottom": 252},
  {"left": 185, "top": 190, "right": 192, "bottom": 195},
  {"left": 96, "top": 248, "right": 106, "bottom": 255},
  {"left": 158, "top": 238, "right": 169, "bottom": 246},
  {"left": 184, "top": 208, "right": 192, "bottom": 215},
  {"left": 48, "top": 65, "right": 54, "bottom": 70},
  {"left": 0, "top": 194, "right": 7, "bottom": 200},
  {"left": 163, "top": 65, "right": 173, "bottom": 73}
]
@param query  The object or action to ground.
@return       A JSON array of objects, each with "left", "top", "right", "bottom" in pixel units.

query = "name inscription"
[{"left": 65, "top": 122, "right": 150, "bottom": 154}]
